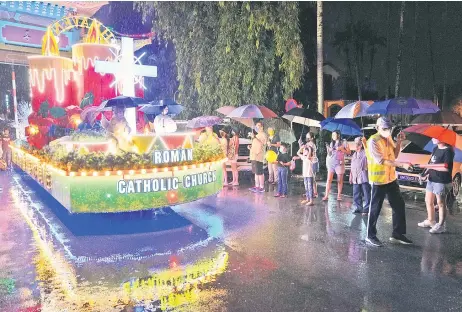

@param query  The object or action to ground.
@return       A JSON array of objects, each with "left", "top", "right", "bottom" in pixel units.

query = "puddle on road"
[{"left": 1, "top": 176, "right": 231, "bottom": 312}]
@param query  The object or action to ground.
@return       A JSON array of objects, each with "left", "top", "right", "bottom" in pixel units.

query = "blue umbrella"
[
  {"left": 139, "top": 99, "right": 183, "bottom": 116},
  {"left": 321, "top": 117, "right": 362, "bottom": 136},
  {"left": 366, "top": 97, "right": 440, "bottom": 115}
]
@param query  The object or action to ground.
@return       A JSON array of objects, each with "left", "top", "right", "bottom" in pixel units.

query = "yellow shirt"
[{"left": 199, "top": 132, "right": 219, "bottom": 145}]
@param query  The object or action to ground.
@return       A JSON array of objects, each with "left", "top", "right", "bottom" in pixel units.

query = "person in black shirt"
[
  {"left": 275, "top": 143, "right": 291, "bottom": 198},
  {"left": 418, "top": 139, "right": 454, "bottom": 234}
]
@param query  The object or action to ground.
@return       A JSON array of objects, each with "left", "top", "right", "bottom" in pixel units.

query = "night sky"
[
  {"left": 1, "top": 1, "right": 461, "bottom": 110},
  {"left": 324, "top": 1, "right": 462, "bottom": 101}
]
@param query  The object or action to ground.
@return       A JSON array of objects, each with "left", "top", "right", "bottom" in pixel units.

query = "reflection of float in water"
[{"left": 11, "top": 180, "right": 229, "bottom": 311}]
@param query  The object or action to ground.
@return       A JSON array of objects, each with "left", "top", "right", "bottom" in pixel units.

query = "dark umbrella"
[
  {"left": 411, "top": 111, "right": 462, "bottom": 126},
  {"left": 282, "top": 108, "right": 325, "bottom": 127},
  {"left": 97, "top": 96, "right": 148, "bottom": 111},
  {"left": 187, "top": 116, "right": 223, "bottom": 129},
  {"left": 139, "top": 99, "right": 183, "bottom": 116}
]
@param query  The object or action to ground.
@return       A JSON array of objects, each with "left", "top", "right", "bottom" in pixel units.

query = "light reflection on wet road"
[{"left": 1, "top": 171, "right": 462, "bottom": 311}]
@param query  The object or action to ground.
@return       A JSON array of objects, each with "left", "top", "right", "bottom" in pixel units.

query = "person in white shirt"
[
  {"left": 153, "top": 105, "right": 177, "bottom": 134},
  {"left": 296, "top": 145, "right": 315, "bottom": 206}
]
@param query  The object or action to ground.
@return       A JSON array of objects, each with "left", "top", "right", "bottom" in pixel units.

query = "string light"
[{"left": 11, "top": 146, "right": 227, "bottom": 177}]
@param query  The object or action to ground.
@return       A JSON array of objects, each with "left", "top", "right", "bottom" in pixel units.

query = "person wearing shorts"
[
  {"left": 418, "top": 139, "right": 454, "bottom": 234},
  {"left": 322, "top": 130, "right": 350, "bottom": 201},
  {"left": 249, "top": 122, "right": 267, "bottom": 193}
]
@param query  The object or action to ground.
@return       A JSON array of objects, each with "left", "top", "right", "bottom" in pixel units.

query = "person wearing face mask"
[
  {"left": 295, "top": 132, "right": 319, "bottom": 197},
  {"left": 274, "top": 143, "right": 291, "bottom": 198},
  {"left": 350, "top": 136, "right": 370, "bottom": 215},
  {"left": 266, "top": 127, "right": 281, "bottom": 184},
  {"left": 418, "top": 138, "right": 454, "bottom": 234},
  {"left": 248, "top": 122, "right": 268, "bottom": 193},
  {"left": 365, "top": 117, "right": 413, "bottom": 247},
  {"left": 297, "top": 145, "right": 315, "bottom": 205},
  {"left": 323, "top": 130, "right": 350, "bottom": 201}
]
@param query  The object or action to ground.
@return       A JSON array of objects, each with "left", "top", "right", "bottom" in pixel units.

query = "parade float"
[{"left": 12, "top": 16, "right": 225, "bottom": 213}]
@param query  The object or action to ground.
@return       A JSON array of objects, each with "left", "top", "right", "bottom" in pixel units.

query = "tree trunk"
[
  {"left": 394, "top": 1, "right": 406, "bottom": 98},
  {"left": 369, "top": 46, "right": 375, "bottom": 90},
  {"left": 349, "top": 5, "right": 362, "bottom": 101},
  {"left": 442, "top": 2, "right": 448, "bottom": 109},
  {"left": 411, "top": 2, "right": 418, "bottom": 97},
  {"left": 385, "top": 2, "right": 391, "bottom": 99},
  {"left": 427, "top": 3, "right": 437, "bottom": 104},
  {"left": 317, "top": 1, "right": 324, "bottom": 114}
]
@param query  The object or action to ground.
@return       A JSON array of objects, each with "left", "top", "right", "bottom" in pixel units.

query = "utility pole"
[{"left": 317, "top": 1, "right": 324, "bottom": 115}]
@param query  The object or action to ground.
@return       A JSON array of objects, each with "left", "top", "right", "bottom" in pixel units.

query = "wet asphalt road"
[{"left": 1, "top": 171, "right": 462, "bottom": 312}]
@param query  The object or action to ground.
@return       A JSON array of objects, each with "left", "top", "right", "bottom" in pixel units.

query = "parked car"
[{"left": 395, "top": 141, "right": 462, "bottom": 197}]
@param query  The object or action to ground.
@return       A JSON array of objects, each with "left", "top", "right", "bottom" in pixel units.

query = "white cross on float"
[{"left": 94, "top": 37, "right": 157, "bottom": 134}]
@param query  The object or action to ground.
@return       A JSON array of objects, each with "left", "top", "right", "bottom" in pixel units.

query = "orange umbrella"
[{"left": 404, "top": 125, "right": 462, "bottom": 149}]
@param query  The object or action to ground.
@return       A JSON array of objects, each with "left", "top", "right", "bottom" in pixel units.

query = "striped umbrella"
[{"left": 227, "top": 104, "right": 277, "bottom": 119}]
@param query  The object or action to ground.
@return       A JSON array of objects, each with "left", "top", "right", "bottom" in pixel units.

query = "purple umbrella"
[
  {"left": 186, "top": 116, "right": 223, "bottom": 129},
  {"left": 366, "top": 97, "right": 440, "bottom": 115}
]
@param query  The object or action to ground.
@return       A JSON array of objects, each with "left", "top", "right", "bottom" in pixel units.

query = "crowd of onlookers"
[{"left": 242, "top": 118, "right": 453, "bottom": 246}]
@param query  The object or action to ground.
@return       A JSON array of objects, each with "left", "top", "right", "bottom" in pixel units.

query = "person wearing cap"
[
  {"left": 365, "top": 117, "right": 413, "bottom": 247},
  {"left": 350, "top": 136, "right": 370, "bottom": 215}
]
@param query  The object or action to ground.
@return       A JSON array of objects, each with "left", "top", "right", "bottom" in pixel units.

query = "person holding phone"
[
  {"left": 365, "top": 117, "right": 414, "bottom": 247},
  {"left": 322, "top": 130, "right": 350, "bottom": 201},
  {"left": 418, "top": 139, "right": 454, "bottom": 234}
]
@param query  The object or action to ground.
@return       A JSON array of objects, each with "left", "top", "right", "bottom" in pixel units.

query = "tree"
[
  {"left": 385, "top": 2, "right": 391, "bottom": 99},
  {"left": 427, "top": 3, "right": 437, "bottom": 103},
  {"left": 317, "top": 1, "right": 323, "bottom": 113},
  {"left": 367, "top": 31, "right": 386, "bottom": 90},
  {"left": 394, "top": 1, "right": 406, "bottom": 98},
  {"left": 410, "top": 2, "right": 419, "bottom": 97},
  {"left": 333, "top": 18, "right": 383, "bottom": 101},
  {"left": 135, "top": 2, "right": 305, "bottom": 117}
]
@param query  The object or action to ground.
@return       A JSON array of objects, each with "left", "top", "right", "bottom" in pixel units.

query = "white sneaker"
[
  {"left": 418, "top": 220, "right": 435, "bottom": 228},
  {"left": 429, "top": 223, "right": 446, "bottom": 234}
]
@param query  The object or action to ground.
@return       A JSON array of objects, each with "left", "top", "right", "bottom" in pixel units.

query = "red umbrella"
[{"left": 404, "top": 125, "right": 462, "bottom": 149}]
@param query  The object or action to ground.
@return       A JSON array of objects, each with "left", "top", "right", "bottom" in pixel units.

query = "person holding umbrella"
[
  {"left": 365, "top": 117, "right": 413, "bottom": 247},
  {"left": 323, "top": 130, "right": 350, "bottom": 201},
  {"left": 249, "top": 121, "right": 268, "bottom": 193},
  {"left": 417, "top": 139, "right": 454, "bottom": 234},
  {"left": 266, "top": 127, "right": 281, "bottom": 184}
]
